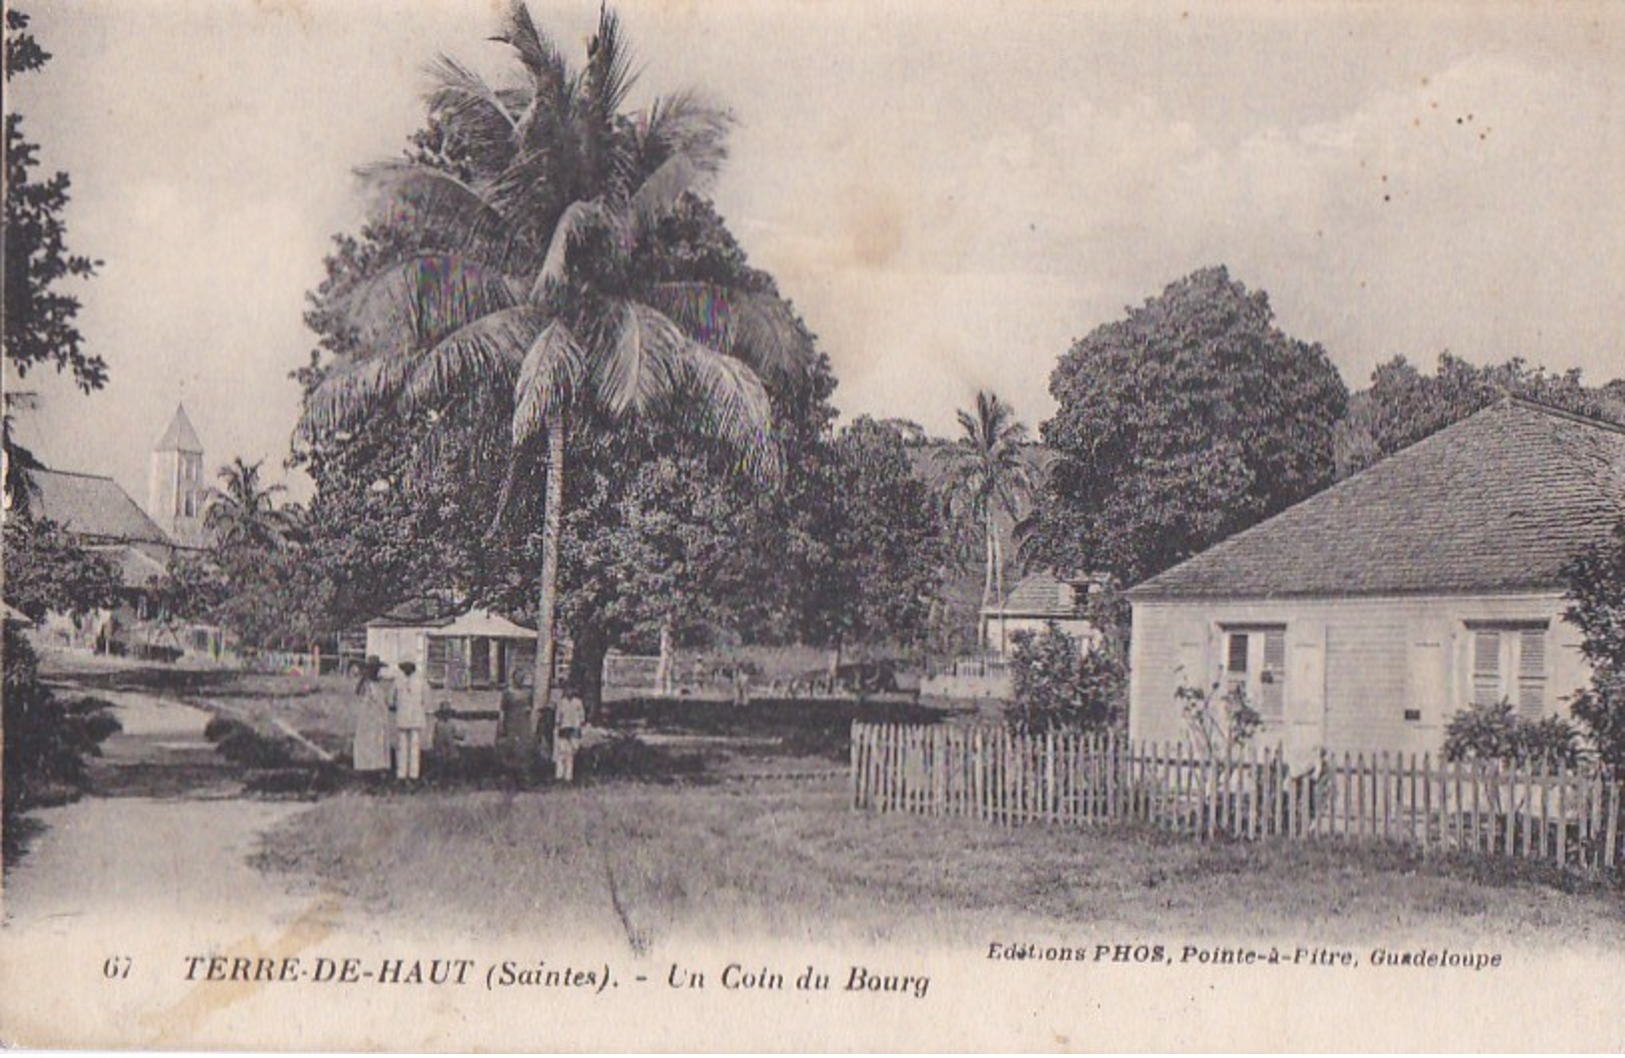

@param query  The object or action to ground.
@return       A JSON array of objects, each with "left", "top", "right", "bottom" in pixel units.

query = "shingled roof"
[
  {"left": 1129, "top": 399, "right": 1625, "bottom": 601},
  {"left": 983, "top": 571, "right": 1081, "bottom": 616},
  {"left": 31, "top": 469, "right": 172, "bottom": 547}
]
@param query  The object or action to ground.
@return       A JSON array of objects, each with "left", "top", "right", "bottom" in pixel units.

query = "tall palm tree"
[
  {"left": 299, "top": 3, "right": 810, "bottom": 727},
  {"left": 936, "top": 391, "right": 1035, "bottom": 650},
  {"left": 205, "top": 458, "right": 297, "bottom": 552}
]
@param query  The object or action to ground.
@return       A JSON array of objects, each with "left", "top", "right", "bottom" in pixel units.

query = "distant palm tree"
[
  {"left": 300, "top": 3, "right": 811, "bottom": 726},
  {"left": 205, "top": 458, "right": 296, "bottom": 552},
  {"left": 936, "top": 391, "right": 1036, "bottom": 648}
]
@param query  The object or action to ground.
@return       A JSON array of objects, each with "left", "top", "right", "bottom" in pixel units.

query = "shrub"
[
  {"left": 1176, "top": 681, "right": 1261, "bottom": 755},
  {"left": 1563, "top": 519, "right": 1625, "bottom": 771},
  {"left": 3, "top": 623, "right": 122, "bottom": 816},
  {"left": 1443, "top": 699, "right": 1582, "bottom": 768},
  {"left": 1008, "top": 621, "right": 1124, "bottom": 734},
  {"left": 203, "top": 715, "right": 301, "bottom": 769}
]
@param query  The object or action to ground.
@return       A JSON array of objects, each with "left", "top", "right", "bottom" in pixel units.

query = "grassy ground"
[
  {"left": 47, "top": 659, "right": 1619, "bottom": 951},
  {"left": 255, "top": 772, "right": 1625, "bottom": 953}
]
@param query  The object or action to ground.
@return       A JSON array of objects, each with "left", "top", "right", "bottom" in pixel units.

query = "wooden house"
[
  {"left": 979, "top": 571, "right": 1102, "bottom": 657},
  {"left": 365, "top": 602, "right": 538, "bottom": 691},
  {"left": 1125, "top": 399, "right": 1625, "bottom": 762}
]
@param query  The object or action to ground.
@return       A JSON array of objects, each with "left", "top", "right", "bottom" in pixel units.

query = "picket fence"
[{"left": 849, "top": 723, "right": 1624, "bottom": 873}]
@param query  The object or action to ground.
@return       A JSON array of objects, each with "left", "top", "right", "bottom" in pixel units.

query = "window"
[
  {"left": 1468, "top": 621, "right": 1547, "bottom": 718},
  {"left": 182, "top": 492, "right": 198, "bottom": 518},
  {"left": 1221, "top": 624, "right": 1286, "bottom": 722}
]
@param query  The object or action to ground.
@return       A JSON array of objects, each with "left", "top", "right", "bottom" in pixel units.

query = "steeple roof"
[{"left": 153, "top": 404, "right": 204, "bottom": 453}]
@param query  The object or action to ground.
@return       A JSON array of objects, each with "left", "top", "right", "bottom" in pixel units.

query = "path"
[{"left": 1, "top": 673, "right": 342, "bottom": 939}]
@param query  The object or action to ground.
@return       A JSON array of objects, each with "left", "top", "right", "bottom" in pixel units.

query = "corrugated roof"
[
  {"left": 32, "top": 469, "right": 172, "bottom": 547},
  {"left": 153, "top": 404, "right": 204, "bottom": 453},
  {"left": 1130, "top": 399, "right": 1625, "bottom": 600},
  {"left": 429, "top": 609, "right": 537, "bottom": 640}
]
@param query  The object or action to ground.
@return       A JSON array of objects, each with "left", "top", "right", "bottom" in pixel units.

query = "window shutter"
[
  {"left": 1227, "top": 634, "right": 1249, "bottom": 674},
  {"left": 1471, "top": 630, "right": 1501, "bottom": 707},
  {"left": 1516, "top": 629, "right": 1546, "bottom": 719},
  {"left": 427, "top": 636, "right": 448, "bottom": 688},
  {"left": 1260, "top": 629, "right": 1286, "bottom": 721}
]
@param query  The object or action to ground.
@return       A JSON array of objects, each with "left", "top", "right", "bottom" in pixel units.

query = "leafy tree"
[
  {"left": 1335, "top": 353, "right": 1625, "bottom": 478},
  {"left": 810, "top": 417, "right": 946, "bottom": 668},
  {"left": 1008, "top": 621, "right": 1122, "bottom": 735},
  {"left": 1563, "top": 519, "right": 1625, "bottom": 771},
  {"left": 1027, "top": 266, "right": 1348, "bottom": 586},
  {"left": 936, "top": 390, "right": 1035, "bottom": 628},
  {"left": 4, "top": 9, "right": 104, "bottom": 392},
  {"left": 1, "top": 517, "right": 121, "bottom": 620},
  {"left": 299, "top": 4, "right": 813, "bottom": 733}
]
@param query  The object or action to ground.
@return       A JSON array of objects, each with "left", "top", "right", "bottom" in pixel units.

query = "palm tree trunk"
[
  {"left": 532, "top": 414, "right": 566, "bottom": 742},
  {"left": 656, "top": 617, "right": 674, "bottom": 695},
  {"left": 993, "top": 515, "right": 1007, "bottom": 655}
]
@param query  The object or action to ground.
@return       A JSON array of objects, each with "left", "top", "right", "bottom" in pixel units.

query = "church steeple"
[{"left": 148, "top": 404, "right": 207, "bottom": 547}]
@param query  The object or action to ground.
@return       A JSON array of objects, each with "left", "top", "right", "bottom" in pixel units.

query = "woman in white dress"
[{"left": 352, "top": 657, "right": 393, "bottom": 774}]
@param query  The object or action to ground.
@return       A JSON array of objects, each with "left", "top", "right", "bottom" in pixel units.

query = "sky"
[{"left": 7, "top": 0, "right": 1624, "bottom": 506}]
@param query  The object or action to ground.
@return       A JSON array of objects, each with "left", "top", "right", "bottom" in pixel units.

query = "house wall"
[
  {"left": 1128, "top": 591, "right": 1589, "bottom": 760},
  {"left": 365, "top": 627, "right": 428, "bottom": 673},
  {"left": 981, "top": 616, "right": 1098, "bottom": 657}
]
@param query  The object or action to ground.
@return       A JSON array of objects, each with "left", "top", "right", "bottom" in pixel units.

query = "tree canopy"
[
  {"left": 1334, "top": 352, "right": 1625, "bottom": 479},
  {"left": 297, "top": 3, "right": 819, "bottom": 718},
  {"left": 1027, "top": 266, "right": 1348, "bottom": 586},
  {"left": 3, "top": 9, "right": 104, "bottom": 392}
]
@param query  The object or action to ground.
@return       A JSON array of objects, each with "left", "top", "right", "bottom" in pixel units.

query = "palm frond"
[
  {"left": 425, "top": 54, "right": 518, "bottom": 143},
  {"left": 671, "top": 343, "right": 781, "bottom": 484},
  {"left": 645, "top": 282, "right": 812, "bottom": 380},
  {"left": 533, "top": 198, "right": 606, "bottom": 296},
  {"left": 498, "top": 1, "right": 570, "bottom": 95},
  {"left": 339, "top": 252, "right": 523, "bottom": 355},
  {"left": 511, "top": 320, "right": 586, "bottom": 445},
  {"left": 629, "top": 92, "right": 730, "bottom": 227},
  {"left": 356, "top": 162, "right": 526, "bottom": 267},
  {"left": 582, "top": 6, "right": 640, "bottom": 129},
  {"left": 402, "top": 304, "right": 540, "bottom": 410},
  {"left": 639, "top": 90, "right": 731, "bottom": 175},
  {"left": 629, "top": 153, "right": 711, "bottom": 231},
  {"left": 594, "top": 301, "right": 687, "bottom": 418},
  {"left": 298, "top": 351, "right": 421, "bottom": 440}
]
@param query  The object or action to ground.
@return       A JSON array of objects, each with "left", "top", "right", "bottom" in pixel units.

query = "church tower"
[{"left": 149, "top": 404, "right": 208, "bottom": 548}]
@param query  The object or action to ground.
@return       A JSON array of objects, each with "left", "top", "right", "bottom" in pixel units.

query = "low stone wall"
[{"left": 920, "top": 671, "right": 1012, "bottom": 701}]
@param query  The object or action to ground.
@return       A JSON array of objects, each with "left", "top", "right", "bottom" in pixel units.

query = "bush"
[
  {"left": 203, "top": 715, "right": 301, "bottom": 769},
  {"left": 1563, "top": 519, "right": 1625, "bottom": 770},
  {"left": 1008, "top": 621, "right": 1123, "bottom": 734},
  {"left": 1175, "top": 681, "right": 1262, "bottom": 755},
  {"left": 3, "top": 624, "right": 121, "bottom": 816},
  {"left": 1443, "top": 699, "right": 1582, "bottom": 768}
]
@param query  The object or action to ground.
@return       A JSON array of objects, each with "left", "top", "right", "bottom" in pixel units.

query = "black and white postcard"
[{"left": 3, "top": 0, "right": 1622, "bottom": 1050}]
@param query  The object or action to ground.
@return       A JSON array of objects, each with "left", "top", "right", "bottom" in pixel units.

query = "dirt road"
[{"left": 2, "top": 678, "right": 339, "bottom": 938}]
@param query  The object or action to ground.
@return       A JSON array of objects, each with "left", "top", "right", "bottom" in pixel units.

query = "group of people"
[
  {"left": 354, "top": 654, "right": 585, "bottom": 782},
  {"left": 352, "top": 656, "right": 429, "bottom": 781}
]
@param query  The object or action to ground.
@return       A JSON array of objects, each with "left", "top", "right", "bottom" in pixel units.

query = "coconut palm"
[
  {"left": 205, "top": 458, "right": 298, "bottom": 552},
  {"left": 936, "top": 391, "right": 1036, "bottom": 645},
  {"left": 299, "top": 3, "right": 810, "bottom": 727}
]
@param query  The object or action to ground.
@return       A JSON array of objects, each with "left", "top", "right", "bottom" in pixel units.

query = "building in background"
[{"left": 148, "top": 403, "right": 209, "bottom": 549}]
